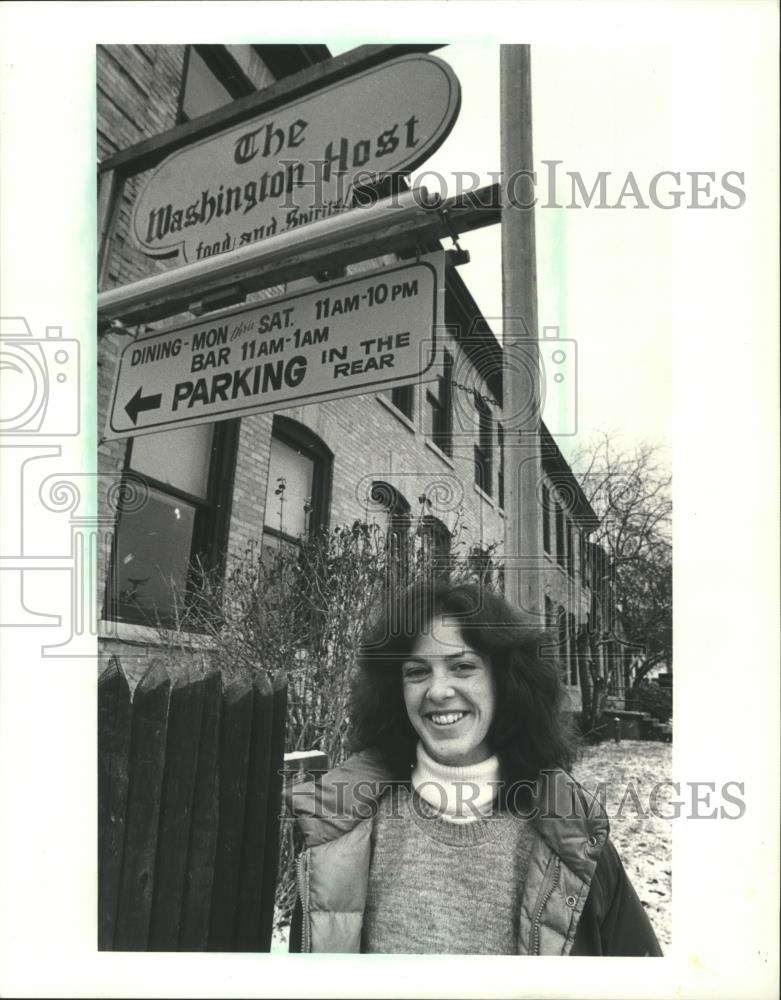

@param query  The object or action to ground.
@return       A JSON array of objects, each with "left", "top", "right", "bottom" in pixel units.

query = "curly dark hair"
[{"left": 347, "top": 579, "right": 576, "bottom": 792}]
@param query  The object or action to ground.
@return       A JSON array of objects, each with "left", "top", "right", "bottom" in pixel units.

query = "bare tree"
[{"left": 570, "top": 433, "right": 672, "bottom": 724}]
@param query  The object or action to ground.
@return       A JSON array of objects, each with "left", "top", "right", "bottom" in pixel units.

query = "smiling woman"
[
  {"left": 400, "top": 618, "right": 497, "bottom": 768},
  {"left": 288, "top": 580, "right": 663, "bottom": 955}
]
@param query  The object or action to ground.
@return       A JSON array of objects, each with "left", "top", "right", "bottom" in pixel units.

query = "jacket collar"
[
  {"left": 532, "top": 768, "right": 610, "bottom": 882},
  {"left": 288, "top": 748, "right": 610, "bottom": 878}
]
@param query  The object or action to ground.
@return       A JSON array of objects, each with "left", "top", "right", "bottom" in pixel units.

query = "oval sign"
[{"left": 131, "top": 54, "right": 461, "bottom": 264}]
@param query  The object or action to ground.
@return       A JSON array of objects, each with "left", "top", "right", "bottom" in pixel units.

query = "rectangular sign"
[{"left": 105, "top": 253, "right": 444, "bottom": 439}]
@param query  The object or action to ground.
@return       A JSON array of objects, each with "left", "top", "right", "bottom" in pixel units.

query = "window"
[
  {"left": 425, "top": 349, "right": 453, "bottom": 456},
  {"left": 262, "top": 416, "right": 332, "bottom": 554},
  {"left": 554, "top": 494, "right": 566, "bottom": 570},
  {"left": 497, "top": 423, "right": 505, "bottom": 510},
  {"left": 179, "top": 47, "right": 233, "bottom": 121},
  {"left": 386, "top": 384, "right": 414, "bottom": 420},
  {"left": 177, "top": 45, "right": 256, "bottom": 123},
  {"left": 591, "top": 544, "right": 613, "bottom": 620},
  {"left": 553, "top": 605, "right": 578, "bottom": 686},
  {"left": 371, "top": 482, "right": 411, "bottom": 581},
  {"left": 556, "top": 604, "right": 569, "bottom": 681},
  {"left": 567, "top": 612, "right": 578, "bottom": 685},
  {"left": 542, "top": 482, "right": 552, "bottom": 555},
  {"left": 417, "top": 515, "right": 451, "bottom": 577},
  {"left": 473, "top": 395, "right": 493, "bottom": 496},
  {"left": 607, "top": 640, "right": 623, "bottom": 696},
  {"left": 106, "top": 420, "right": 238, "bottom": 625},
  {"left": 566, "top": 521, "right": 576, "bottom": 578},
  {"left": 544, "top": 595, "right": 555, "bottom": 629}
]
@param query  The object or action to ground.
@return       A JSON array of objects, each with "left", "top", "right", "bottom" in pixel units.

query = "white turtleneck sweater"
[{"left": 411, "top": 743, "right": 501, "bottom": 823}]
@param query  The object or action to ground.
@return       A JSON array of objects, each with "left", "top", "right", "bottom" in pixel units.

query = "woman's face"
[{"left": 401, "top": 615, "right": 496, "bottom": 767}]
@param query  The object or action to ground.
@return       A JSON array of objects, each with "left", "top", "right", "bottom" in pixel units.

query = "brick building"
[{"left": 96, "top": 43, "right": 599, "bottom": 710}]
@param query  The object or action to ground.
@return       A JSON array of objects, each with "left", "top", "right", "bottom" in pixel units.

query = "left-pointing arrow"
[{"left": 125, "top": 386, "right": 163, "bottom": 425}]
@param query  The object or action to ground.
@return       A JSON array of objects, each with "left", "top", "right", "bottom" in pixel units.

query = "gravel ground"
[{"left": 573, "top": 739, "right": 672, "bottom": 953}]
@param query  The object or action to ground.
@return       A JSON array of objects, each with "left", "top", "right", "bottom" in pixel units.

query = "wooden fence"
[{"left": 98, "top": 657, "right": 287, "bottom": 951}]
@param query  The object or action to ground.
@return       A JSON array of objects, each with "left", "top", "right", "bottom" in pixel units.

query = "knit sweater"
[{"left": 361, "top": 786, "right": 536, "bottom": 954}]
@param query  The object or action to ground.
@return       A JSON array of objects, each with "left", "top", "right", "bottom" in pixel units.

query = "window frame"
[
  {"left": 371, "top": 481, "right": 411, "bottom": 582},
  {"left": 176, "top": 44, "right": 257, "bottom": 124},
  {"left": 567, "top": 612, "right": 578, "bottom": 685},
  {"left": 417, "top": 514, "right": 452, "bottom": 577},
  {"left": 554, "top": 495, "right": 567, "bottom": 570},
  {"left": 473, "top": 393, "right": 493, "bottom": 497},
  {"left": 542, "top": 481, "right": 552, "bottom": 556},
  {"left": 566, "top": 520, "right": 576, "bottom": 578},
  {"left": 104, "top": 419, "right": 239, "bottom": 627},
  {"left": 556, "top": 604, "right": 568, "bottom": 680},
  {"left": 425, "top": 349, "right": 453, "bottom": 457},
  {"left": 262, "top": 415, "right": 333, "bottom": 549},
  {"left": 386, "top": 384, "right": 415, "bottom": 420}
]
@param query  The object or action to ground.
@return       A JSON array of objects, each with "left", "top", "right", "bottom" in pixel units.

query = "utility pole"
[{"left": 500, "top": 45, "right": 544, "bottom": 619}]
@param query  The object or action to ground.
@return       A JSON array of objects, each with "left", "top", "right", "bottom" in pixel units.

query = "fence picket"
[
  {"left": 207, "top": 677, "right": 253, "bottom": 950},
  {"left": 98, "top": 657, "right": 131, "bottom": 950},
  {"left": 258, "top": 673, "right": 288, "bottom": 950},
  {"left": 98, "top": 662, "right": 289, "bottom": 952},
  {"left": 148, "top": 668, "right": 204, "bottom": 950},
  {"left": 234, "top": 673, "right": 274, "bottom": 950},
  {"left": 178, "top": 670, "right": 222, "bottom": 950},
  {"left": 113, "top": 660, "right": 171, "bottom": 950}
]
